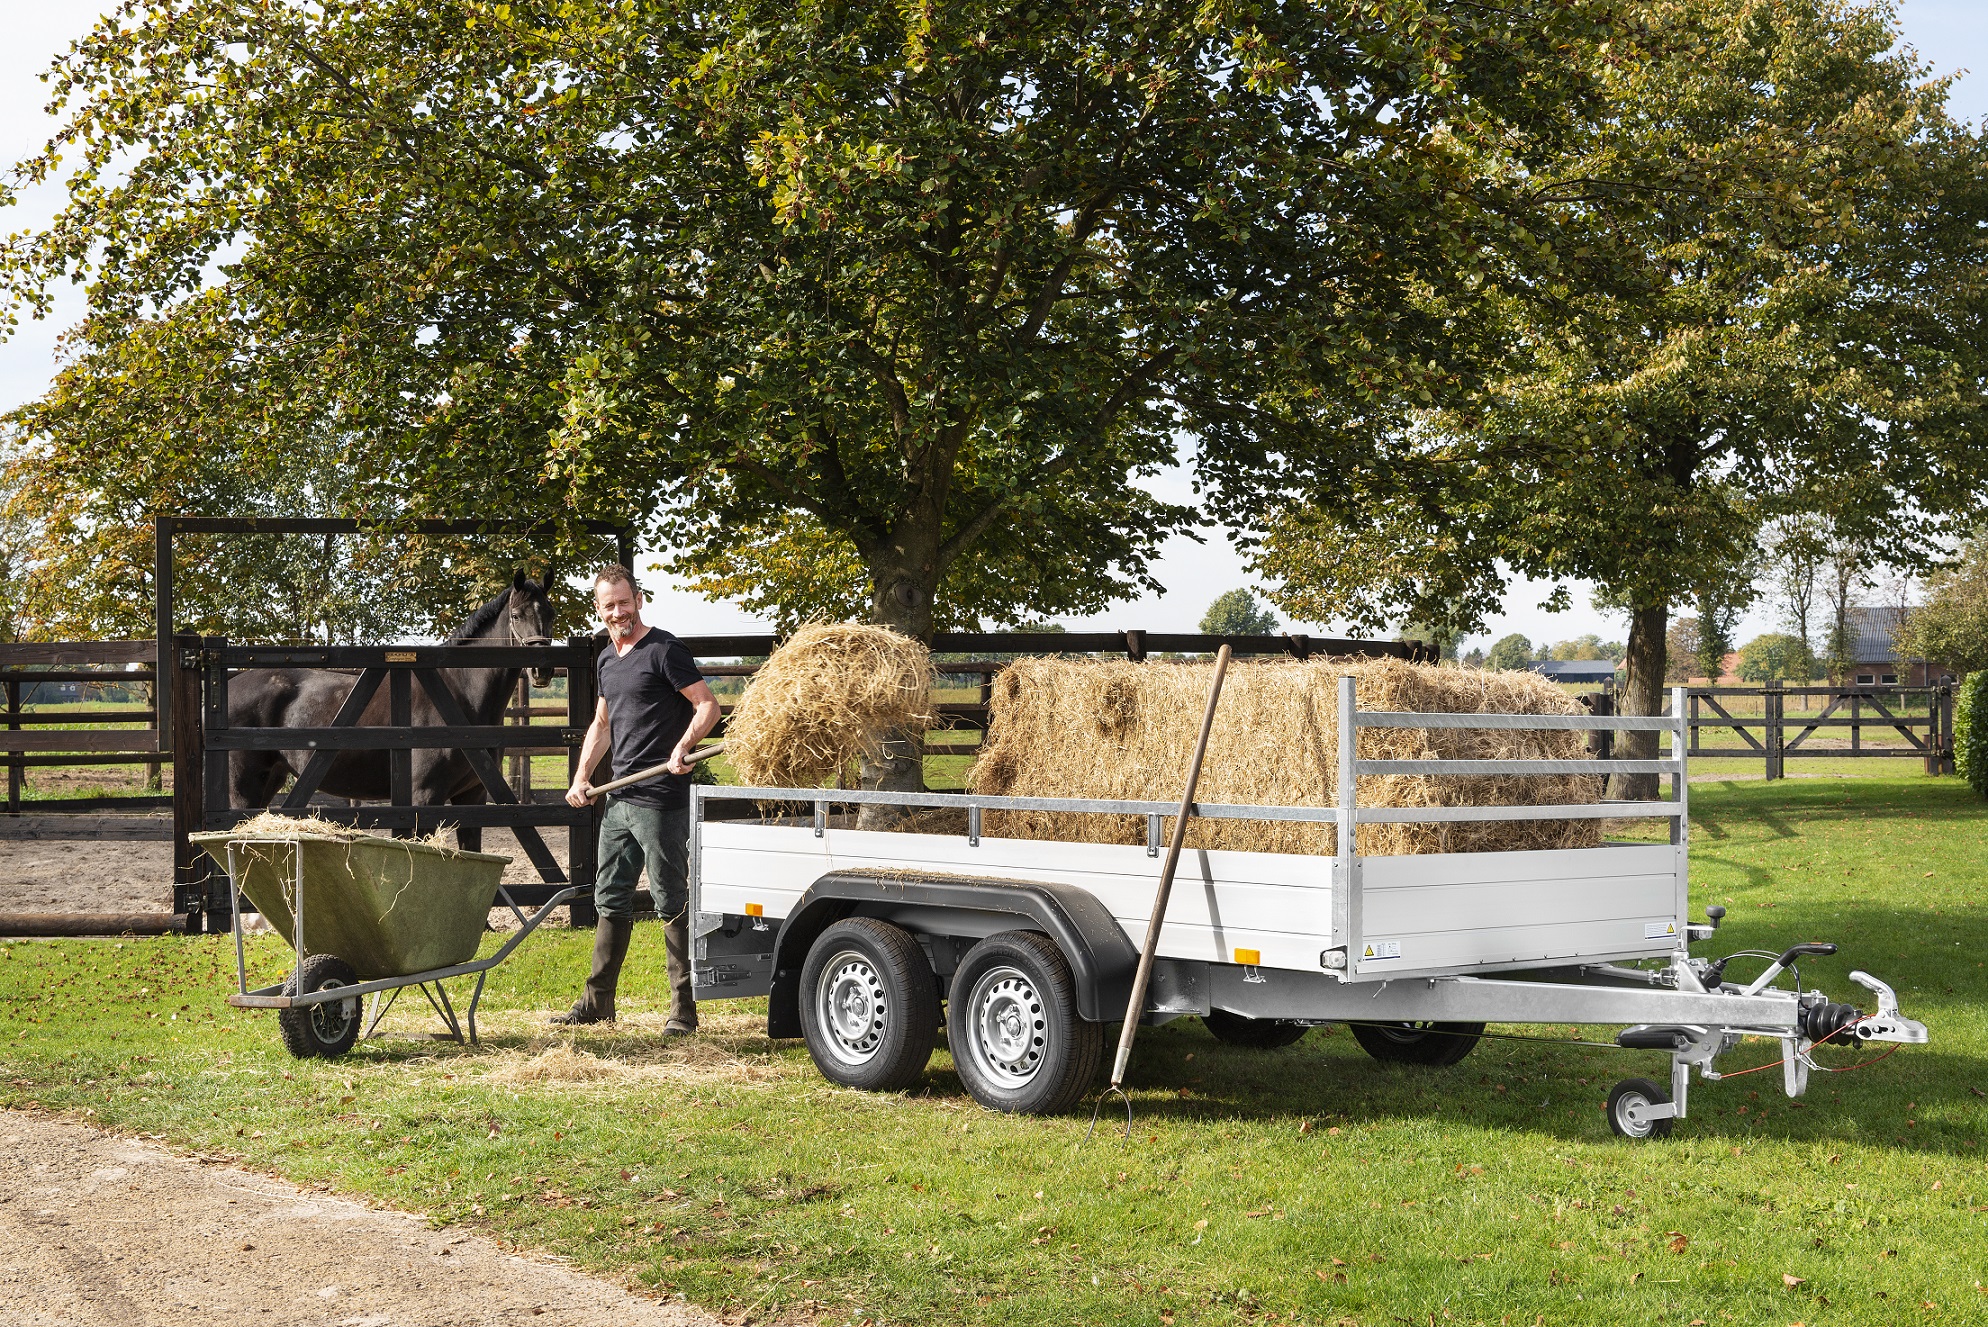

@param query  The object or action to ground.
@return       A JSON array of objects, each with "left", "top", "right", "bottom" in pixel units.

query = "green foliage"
[
  {"left": 1736, "top": 632, "right": 1817, "bottom": 682},
  {"left": 1250, "top": 0, "right": 1988, "bottom": 721},
  {"left": 1956, "top": 672, "right": 1988, "bottom": 798},
  {"left": 1548, "top": 634, "right": 1622, "bottom": 663},
  {"left": 1665, "top": 615, "right": 1702, "bottom": 682},
  {"left": 1485, "top": 633, "right": 1536, "bottom": 671},
  {"left": 1198, "top": 590, "right": 1279, "bottom": 638},
  {"left": 0, "top": 0, "right": 1613, "bottom": 641},
  {"left": 1894, "top": 534, "right": 1988, "bottom": 674}
]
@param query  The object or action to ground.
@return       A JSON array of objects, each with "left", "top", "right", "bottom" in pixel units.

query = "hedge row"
[{"left": 1959, "top": 672, "right": 1988, "bottom": 799}]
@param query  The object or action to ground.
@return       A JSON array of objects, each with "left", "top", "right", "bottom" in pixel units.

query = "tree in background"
[
  {"left": 1549, "top": 634, "right": 1625, "bottom": 662},
  {"left": 1765, "top": 513, "right": 1827, "bottom": 665},
  {"left": 1485, "top": 634, "right": 1536, "bottom": 672},
  {"left": 1666, "top": 616, "right": 1703, "bottom": 682},
  {"left": 1199, "top": 590, "right": 1280, "bottom": 638},
  {"left": 1692, "top": 578, "right": 1751, "bottom": 685},
  {"left": 1736, "top": 632, "right": 1816, "bottom": 682},
  {"left": 1461, "top": 646, "right": 1487, "bottom": 669},
  {"left": 1895, "top": 534, "right": 1988, "bottom": 674},
  {"left": 1249, "top": 0, "right": 1988, "bottom": 798},
  {"left": 1821, "top": 534, "right": 1874, "bottom": 683}
]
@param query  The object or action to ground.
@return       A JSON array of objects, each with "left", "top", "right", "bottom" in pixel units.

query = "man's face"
[{"left": 595, "top": 579, "right": 644, "bottom": 642}]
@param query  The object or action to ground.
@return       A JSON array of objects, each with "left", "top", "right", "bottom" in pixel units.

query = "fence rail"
[{"left": 0, "top": 642, "right": 162, "bottom": 814}]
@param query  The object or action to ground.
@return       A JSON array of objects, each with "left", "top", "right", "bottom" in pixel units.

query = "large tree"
[
  {"left": 1245, "top": 0, "right": 1988, "bottom": 796},
  {"left": 2, "top": 0, "right": 1610, "bottom": 791}
]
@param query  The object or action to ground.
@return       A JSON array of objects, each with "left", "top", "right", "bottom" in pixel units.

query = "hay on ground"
[
  {"left": 968, "top": 657, "right": 1604, "bottom": 856},
  {"left": 724, "top": 622, "right": 935, "bottom": 788}
]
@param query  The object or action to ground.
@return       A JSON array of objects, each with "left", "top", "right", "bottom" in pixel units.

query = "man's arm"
[
  {"left": 566, "top": 697, "right": 612, "bottom": 807},
  {"left": 666, "top": 680, "right": 722, "bottom": 774}
]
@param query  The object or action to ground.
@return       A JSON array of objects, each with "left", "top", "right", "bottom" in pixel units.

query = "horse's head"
[{"left": 507, "top": 569, "right": 557, "bottom": 688}]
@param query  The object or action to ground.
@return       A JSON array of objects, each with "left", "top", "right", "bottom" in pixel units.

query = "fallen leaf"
[
  {"left": 1669, "top": 1234, "right": 1690, "bottom": 1254},
  {"left": 1330, "top": 1257, "right": 1348, "bottom": 1267},
  {"left": 1194, "top": 1219, "right": 1208, "bottom": 1231},
  {"left": 1298, "top": 1120, "right": 1313, "bottom": 1135},
  {"left": 1783, "top": 1273, "right": 1805, "bottom": 1287}
]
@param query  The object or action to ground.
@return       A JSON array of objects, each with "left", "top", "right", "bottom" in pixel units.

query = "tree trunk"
[
  {"left": 856, "top": 537, "right": 941, "bottom": 829},
  {"left": 1607, "top": 601, "right": 1669, "bottom": 802}
]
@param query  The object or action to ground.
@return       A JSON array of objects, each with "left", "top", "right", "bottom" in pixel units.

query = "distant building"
[
  {"left": 1844, "top": 606, "right": 1954, "bottom": 686},
  {"left": 1531, "top": 660, "right": 1618, "bottom": 686}
]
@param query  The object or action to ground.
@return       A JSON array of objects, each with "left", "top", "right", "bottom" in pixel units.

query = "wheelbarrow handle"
[{"left": 585, "top": 742, "right": 726, "bottom": 798}]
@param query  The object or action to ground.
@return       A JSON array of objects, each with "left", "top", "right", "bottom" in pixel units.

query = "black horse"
[{"left": 228, "top": 571, "right": 557, "bottom": 851}]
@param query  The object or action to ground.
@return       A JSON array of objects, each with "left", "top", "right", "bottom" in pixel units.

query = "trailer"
[{"left": 685, "top": 681, "right": 1926, "bottom": 1137}]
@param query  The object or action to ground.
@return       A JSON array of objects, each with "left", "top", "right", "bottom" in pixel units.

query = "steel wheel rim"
[
  {"left": 308, "top": 978, "right": 356, "bottom": 1045},
  {"left": 816, "top": 950, "right": 888, "bottom": 1067},
  {"left": 1614, "top": 1089, "right": 1656, "bottom": 1139},
  {"left": 1371, "top": 1021, "right": 1435, "bottom": 1045},
  {"left": 965, "top": 965, "right": 1047, "bottom": 1089}
]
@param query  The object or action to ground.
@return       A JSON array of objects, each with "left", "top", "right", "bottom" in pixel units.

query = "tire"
[
  {"left": 798, "top": 919, "right": 940, "bottom": 1092},
  {"left": 1349, "top": 1020, "right": 1484, "bottom": 1067},
  {"left": 1202, "top": 1009, "right": 1310, "bottom": 1049},
  {"left": 1606, "top": 1077, "right": 1675, "bottom": 1140},
  {"left": 947, "top": 930, "right": 1103, "bottom": 1115},
  {"left": 278, "top": 954, "right": 362, "bottom": 1059}
]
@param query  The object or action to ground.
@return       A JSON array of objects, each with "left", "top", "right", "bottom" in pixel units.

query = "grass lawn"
[{"left": 2, "top": 775, "right": 1983, "bottom": 1325}]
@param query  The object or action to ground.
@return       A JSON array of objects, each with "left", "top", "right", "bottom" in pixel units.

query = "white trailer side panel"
[
  {"left": 1356, "top": 843, "right": 1680, "bottom": 977},
  {"left": 698, "top": 824, "right": 1330, "bottom": 972}
]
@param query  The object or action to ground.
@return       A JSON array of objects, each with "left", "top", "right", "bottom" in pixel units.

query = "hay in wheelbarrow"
[
  {"left": 968, "top": 656, "right": 1605, "bottom": 856},
  {"left": 724, "top": 622, "right": 935, "bottom": 788},
  {"left": 192, "top": 821, "right": 511, "bottom": 979}
]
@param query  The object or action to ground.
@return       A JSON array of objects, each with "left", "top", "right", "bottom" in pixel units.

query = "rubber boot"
[
  {"left": 662, "top": 913, "right": 698, "bottom": 1036},
  {"left": 550, "top": 916, "right": 632, "bottom": 1025}
]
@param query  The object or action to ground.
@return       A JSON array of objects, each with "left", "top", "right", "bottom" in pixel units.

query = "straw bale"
[
  {"left": 968, "top": 657, "right": 1604, "bottom": 855},
  {"left": 725, "top": 623, "right": 935, "bottom": 788}
]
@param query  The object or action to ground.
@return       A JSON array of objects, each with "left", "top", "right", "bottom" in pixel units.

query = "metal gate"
[{"left": 171, "top": 634, "right": 598, "bottom": 932}]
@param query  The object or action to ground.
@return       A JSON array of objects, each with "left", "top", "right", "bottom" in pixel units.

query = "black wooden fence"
[{"left": 1685, "top": 683, "right": 1954, "bottom": 778}]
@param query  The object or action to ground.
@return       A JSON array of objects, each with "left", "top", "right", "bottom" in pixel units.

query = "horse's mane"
[{"left": 445, "top": 579, "right": 541, "bottom": 644}]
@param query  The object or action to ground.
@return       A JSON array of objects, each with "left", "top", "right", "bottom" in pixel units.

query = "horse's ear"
[
  {"left": 540, "top": 559, "right": 557, "bottom": 592},
  {"left": 512, "top": 568, "right": 528, "bottom": 591}
]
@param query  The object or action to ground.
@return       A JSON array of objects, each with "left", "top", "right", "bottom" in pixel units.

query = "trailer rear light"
[
  {"left": 1234, "top": 948, "right": 1261, "bottom": 966},
  {"left": 745, "top": 903, "right": 763, "bottom": 917}
]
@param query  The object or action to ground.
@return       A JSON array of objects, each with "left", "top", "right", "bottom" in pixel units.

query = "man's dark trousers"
[{"left": 580, "top": 797, "right": 695, "bottom": 1029}]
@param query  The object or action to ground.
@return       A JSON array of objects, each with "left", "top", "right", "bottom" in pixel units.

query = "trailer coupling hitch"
[{"left": 1840, "top": 970, "right": 1929, "bottom": 1045}]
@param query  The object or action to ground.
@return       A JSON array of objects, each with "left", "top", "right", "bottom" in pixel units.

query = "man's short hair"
[{"left": 592, "top": 563, "right": 641, "bottom": 596}]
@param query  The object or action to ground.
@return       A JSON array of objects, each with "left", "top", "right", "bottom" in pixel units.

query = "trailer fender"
[{"left": 766, "top": 870, "right": 1140, "bottom": 1037}]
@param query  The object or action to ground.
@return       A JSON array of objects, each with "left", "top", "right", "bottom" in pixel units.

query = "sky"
[{"left": 1, "top": 3, "right": 1980, "bottom": 649}]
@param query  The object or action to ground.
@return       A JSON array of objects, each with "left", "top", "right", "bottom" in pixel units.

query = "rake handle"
[
  {"left": 585, "top": 741, "right": 727, "bottom": 798},
  {"left": 1108, "top": 645, "right": 1232, "bottom": 1088}
]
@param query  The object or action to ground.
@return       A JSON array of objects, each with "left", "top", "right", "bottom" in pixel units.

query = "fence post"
[
  {"left": 1764, "top": 679, "right": 1784, "bottom": 780},
  {"left": 5, "top": 678, "right": 18, "bottom": 814},
  {"left": 566, "top": 635, "right": 599, "bottom": 929},
  {"left": 170, "top": 634, "right": 208, "bottom": 928}
]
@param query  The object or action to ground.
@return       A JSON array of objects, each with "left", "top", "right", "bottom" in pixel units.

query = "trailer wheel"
[
  {"left": 1349, "top": 1020, "right": 1483, "bottom": 1067},
  {"left": 948, "top": 931, "right": 1102, "bottom": 1115},
  {"left": 278, "top": 954, "right": 361, "bottom": 1059},
  {"left": 799, "top": 919, "right": 940, "bottom": 1092},
  {"left": 1606, "top": 1077, "right": 1675, "bottom": 1140},
  {"left": 1202, "top": 1010, "right": 1310, "bottom": 1049}
]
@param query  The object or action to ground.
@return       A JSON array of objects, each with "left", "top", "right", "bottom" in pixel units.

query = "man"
[{"left": 553, "top": 564, "right": 721, "bottom": 1032}]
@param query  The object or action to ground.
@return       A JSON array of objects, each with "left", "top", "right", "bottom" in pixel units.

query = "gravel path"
[{"left": 0, "top": 1111, "right": 714, "bottom": 1327}]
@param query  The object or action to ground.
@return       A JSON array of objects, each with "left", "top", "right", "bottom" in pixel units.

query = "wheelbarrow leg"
[
  {"left": 432, "top": 980, "right": 464, "bottom": 1046},
  {"left": 415, "top": 980, "right": 464, "bottom": 1045},
  {"left": 363, "top": 986, "right": 404, "bottom": 1041},
  {"left": 467, "top": 970, "right": 490, "bottom": 1047}
]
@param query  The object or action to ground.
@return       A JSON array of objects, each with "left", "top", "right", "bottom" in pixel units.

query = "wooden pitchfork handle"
[
  {"left": 584, "top": 742, "right": 726, "bottom": 799},
  {"left": 1108, "top": 644, "right": 1232, "bottom": 1089}
]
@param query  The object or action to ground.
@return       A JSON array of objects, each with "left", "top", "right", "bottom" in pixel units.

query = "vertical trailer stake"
[{"left": 1088, "top": 646, "right": 1232, "bottom": 1141}]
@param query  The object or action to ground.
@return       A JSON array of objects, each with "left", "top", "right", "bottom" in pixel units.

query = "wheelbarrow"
[{"left": 193, "top": 829, "right": 581, "bottom": 1058}]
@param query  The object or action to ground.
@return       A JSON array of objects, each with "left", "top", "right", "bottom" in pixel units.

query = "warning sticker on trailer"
[
  {"left": 1644, "top": 920, "right": 1679, "bottom": 939},
  {"left": 1362, "top": 940, "right": 1402, "bottom": 961}
]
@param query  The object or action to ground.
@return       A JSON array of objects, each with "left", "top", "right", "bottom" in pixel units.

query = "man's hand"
[
  {"left": 566, "top": 780, "right": 597, "bottom": 809},
  {"left": 665, "top": 743, "right": 694, "bottom": 776}
]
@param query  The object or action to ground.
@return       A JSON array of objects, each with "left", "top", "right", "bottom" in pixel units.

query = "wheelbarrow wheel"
[{"left": 279, "top": 954, "right": 362, "bottom": 1059}]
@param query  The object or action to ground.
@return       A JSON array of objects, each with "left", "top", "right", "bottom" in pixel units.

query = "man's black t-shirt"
[{"left": 596, "top": 628, "right": 705, "bottom": 807}]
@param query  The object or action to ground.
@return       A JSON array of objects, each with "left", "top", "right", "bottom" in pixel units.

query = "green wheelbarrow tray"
[{"left": 192, "top": 831, "right": 511, "bottom": 979}]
